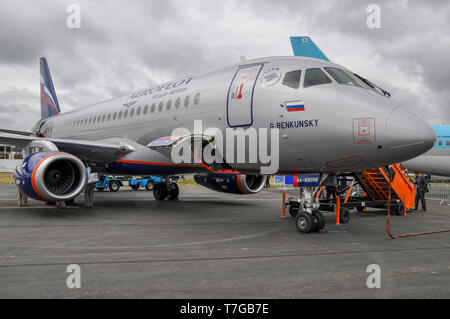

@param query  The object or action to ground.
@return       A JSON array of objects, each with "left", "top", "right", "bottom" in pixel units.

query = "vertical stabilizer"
[
  {"left": 40, "top": 57, "right": 61, "bottom": 119},
  {"left": 290, "top": 36, "right": 329, "bottom": 61}
]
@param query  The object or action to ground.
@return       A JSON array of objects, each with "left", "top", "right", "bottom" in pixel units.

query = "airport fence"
[{"left": 427, "top": 183, "right": 450, "bottom": 205}]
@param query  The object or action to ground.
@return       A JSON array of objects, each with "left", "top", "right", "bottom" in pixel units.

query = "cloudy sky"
[{"left": 0, "top": 0, "right": 449, "bottom": 130}]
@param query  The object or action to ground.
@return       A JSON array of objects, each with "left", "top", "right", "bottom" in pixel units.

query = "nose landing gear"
[{"left": 286, "top": 174, "right": 338, "bottom": 233}]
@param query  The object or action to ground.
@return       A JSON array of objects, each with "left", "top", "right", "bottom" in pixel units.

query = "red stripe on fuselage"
[{"left": 116, "top": 159, "right": 203, "bottom": 168}]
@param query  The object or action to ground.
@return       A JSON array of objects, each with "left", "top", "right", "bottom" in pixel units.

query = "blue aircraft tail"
[
  {"left": 40, "top": 57, "right": 61, "bottom": 119},
  {"left": 290, "top": 36, "right": 329, "bottom": 61}
]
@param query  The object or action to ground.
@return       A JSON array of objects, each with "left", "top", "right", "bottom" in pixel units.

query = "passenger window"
[
  {"left": 439, "top": 140, "right": 443, "bottom": 146},
  {"left": 118, "top": 111, "right": 123, "bottom": 119},
  {"left": 194, "top": 93, "right": 200, "bottom": 105},
  {"left": 124, "top": 109, "right": 128, "bottom": 118},
  {"left": 137, "top": 107, "right": 141, "bottom": 116},
  {"left": 130, "top": 108, "right": 134, "bottom": 117},
  {"left": 175, "top": 97, "right": 181, "bottom": 108},
  {"left": 113, "top": 113, "right": 117, "bottom": 120},
  {"left": 282, "top": 70, "right": 302, "bottom": 89},
  {"left": 166, "top": 100, "right": 172, "bottom": 110},
  {"left": 151, "top": 103, "right": 156, "bottom": 113},
  {"left": 158, "top": 101, "right": 164, "bottom": 112},
  {"left": 143, "top": 105, "right": 148, "bottom": 114},
  {"left": 184, "top": 95, "right": 190, "bottom": 107},
  {"left": 304, "top": 68, "right": 332, "bottom": 88},
  {"left": 447, "top": 140, "right": 450, "bottom": 146},
  {"left": 107, "top": 114, "right": 111, "bottom": 121}
]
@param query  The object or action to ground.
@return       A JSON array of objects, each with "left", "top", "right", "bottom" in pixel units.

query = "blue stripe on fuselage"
[{"left": 106, "top": 161, "right": 205, "bottom": 176}]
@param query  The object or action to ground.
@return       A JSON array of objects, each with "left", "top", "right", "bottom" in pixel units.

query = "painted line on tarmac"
[
  {"left": 1, "top": 246, "right": 449, "bottom": 268},
  {"left": 0, "top": 229, "right": 281, "bottom": 251}
]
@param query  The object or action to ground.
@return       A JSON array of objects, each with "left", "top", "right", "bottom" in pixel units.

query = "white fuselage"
[{"left": 35, "top": 56, "right": 435, "bottom": 176}]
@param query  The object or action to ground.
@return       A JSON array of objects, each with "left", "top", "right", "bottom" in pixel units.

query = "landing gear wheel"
[
  {"left": 312, "top": 210, "right": 325, "bottom": 232},
  {"left": 339, "top": 207, "right": 350, "bottom": 224},
  {"left": 395, "top": 202, "right": 405, "bottom": 216},
  {"left": 145, "top": 181, "right": 154, "bottom": 191},
  {"left": 131, "top": 185, "right": 140, "bottom": 190},
  {"left": 109, "top": 181, "right": 120, "bottom": 192},
  {"left": 153, "top": 183, "right": 168, "bottom": 201},
  {"left": 167, "top": 183, "right": 179, "bottom": 200},
  {"left": 295, "top": 212, "right": 314, "bottom": 233},
  {"left": 289, "top": 205, "right": 299, "bottom": 218}
]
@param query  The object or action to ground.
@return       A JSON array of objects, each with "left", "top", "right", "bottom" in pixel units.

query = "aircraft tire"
[
  {"left": 295, "top": 212, "right": 314, "bottom": 233},
  {"left": 167, "top": 183, "right": 179, "bottom": 200},
  {"left": 312, "top": 210, "right": 325, "bottom": 232},
  {"left": 153, "top": 183, "right": 168, "bottom": 201}
]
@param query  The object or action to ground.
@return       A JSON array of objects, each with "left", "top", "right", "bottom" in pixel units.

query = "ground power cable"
[{"left": 385, "top": 170, "right": 450, "bottom": 239}]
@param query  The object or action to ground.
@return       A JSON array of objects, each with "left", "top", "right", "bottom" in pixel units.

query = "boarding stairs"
[{"left": 355, "top": 164, "right": 415, "bottom": 210}]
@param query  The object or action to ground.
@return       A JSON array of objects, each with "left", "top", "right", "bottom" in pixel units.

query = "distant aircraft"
[
  {"left": 0, "top": 37, "right": 435, "bottom": 232},
  {"left": 402, "top": 125, "right": 450, "bottom": 177}
]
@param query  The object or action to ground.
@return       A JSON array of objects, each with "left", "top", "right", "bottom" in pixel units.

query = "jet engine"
[
  {"left": 14, "top": 152, "right": 87, "bottom": 202},
  {"left": 193, "top": 173, "right": 267, "bottom": 195}
]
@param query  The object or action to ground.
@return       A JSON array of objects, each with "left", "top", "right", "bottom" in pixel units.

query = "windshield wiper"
[{"left": 354, "top": 74, "right": 391, "bottom": 98}]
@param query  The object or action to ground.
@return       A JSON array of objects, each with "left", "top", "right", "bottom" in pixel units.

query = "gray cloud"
[{"left": 0, "top": 0, "right": 448, "bottom": 130}]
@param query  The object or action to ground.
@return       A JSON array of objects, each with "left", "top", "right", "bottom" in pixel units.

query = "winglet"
[
  {"left": 40, "top": 57, "right": 61, "bottom": 119},
  {"left": 290, "top": 36, "right": 329, "bottom": 61}
]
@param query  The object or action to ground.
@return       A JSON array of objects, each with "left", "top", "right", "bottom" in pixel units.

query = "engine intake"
[
  {"left": 15, "top": 152, "right": 87, "bottom": 202},
  {"left": 194, "top": 173, "right": 267, "bottom": 194}
]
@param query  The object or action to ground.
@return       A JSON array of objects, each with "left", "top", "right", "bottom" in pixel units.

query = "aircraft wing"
[
  {"left": 0, "top": 128, "right": 34, "bottom": 136},
  {"left": 0, "top": 132, "right": 135, "bottom": 163}
]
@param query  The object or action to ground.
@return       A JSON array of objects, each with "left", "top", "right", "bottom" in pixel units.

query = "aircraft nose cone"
[{"left": 387, "top": 107, "right": 436, "bottom": 161}]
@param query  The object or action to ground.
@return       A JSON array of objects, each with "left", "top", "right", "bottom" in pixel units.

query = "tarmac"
[{"left": 0, "top": 184, "right": 449, "bottom": 298}]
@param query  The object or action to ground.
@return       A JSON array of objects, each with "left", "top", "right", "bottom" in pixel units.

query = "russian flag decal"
[{"left": 286, "top": 102, "right": 305, "bottom": 112}]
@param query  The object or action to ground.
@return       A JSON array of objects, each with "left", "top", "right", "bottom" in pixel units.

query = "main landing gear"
[{"left": 153, "top": 180, "right": 179, "bottom": 201}]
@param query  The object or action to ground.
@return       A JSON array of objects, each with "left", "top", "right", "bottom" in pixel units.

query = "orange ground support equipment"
[{"left": 357, "top": 163, "right": 415, "bottom": 214}]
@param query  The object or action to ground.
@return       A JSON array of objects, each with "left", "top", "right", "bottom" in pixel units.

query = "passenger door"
[{"left": 227, "top": 64, "right": 263, "bottom": 127}]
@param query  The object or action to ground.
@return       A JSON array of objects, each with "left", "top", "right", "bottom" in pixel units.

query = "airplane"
[
  {"left": 290, "top": 37, "right": 450, "bottom": 179},
  {"left": 402, "top": 125, "right": 450, "bottom": 177},
  {"left": 0, "top": 37, "right": 436, "bottom": 233}
]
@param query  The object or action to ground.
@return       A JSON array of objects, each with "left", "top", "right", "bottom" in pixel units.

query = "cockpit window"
[
  {"left": 282, "top": 70, "right": 302, "bottom": 89},
  {"left": 324, "top": 67, "right": 371, "bottom": 89},
  {"left": 303, "top": 68, "right": 332, "bottom": 88}
]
